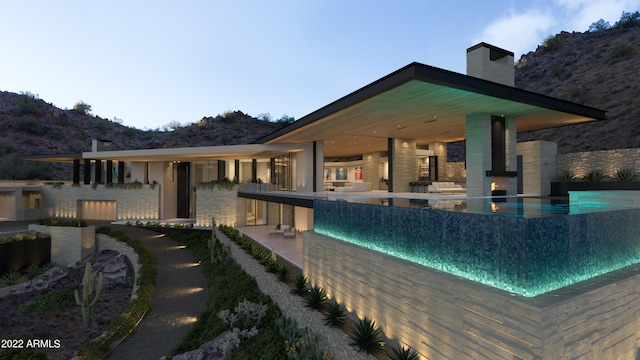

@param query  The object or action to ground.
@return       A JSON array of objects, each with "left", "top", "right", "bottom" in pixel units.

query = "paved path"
[{"left": 106, "top": 225, "right": 209, "bottom": 360}]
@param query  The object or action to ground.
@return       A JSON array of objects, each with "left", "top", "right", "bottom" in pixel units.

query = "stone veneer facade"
[
  {"left": 194, "top": 185, "right": 239, "bottom": 227},
  {"left": 557, "top": 148, "right": 640, "bottom": 179},
  {"left": 304, "top": 231, "right": 640, "bottom": 360},
  {"left": 40, "top": 184, "right": 160, "bottom": 220}
]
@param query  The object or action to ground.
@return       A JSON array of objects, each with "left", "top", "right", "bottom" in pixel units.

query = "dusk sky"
[{"left": 1, "top": 1, "right": 638, "bottom": 130}]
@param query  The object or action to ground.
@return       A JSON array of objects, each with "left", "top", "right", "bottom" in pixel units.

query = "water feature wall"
[{"left": 313, "top": 199, "right": 640, "bottom": 297}]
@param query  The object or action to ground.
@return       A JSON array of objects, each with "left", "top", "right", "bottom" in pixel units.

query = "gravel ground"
[{"left": 215, "top": 229, "right": 376, "bottom": 360}]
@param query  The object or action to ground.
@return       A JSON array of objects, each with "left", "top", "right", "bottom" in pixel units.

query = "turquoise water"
[{"left": 314, "top": 197, "right": 640, "bottom": 297}]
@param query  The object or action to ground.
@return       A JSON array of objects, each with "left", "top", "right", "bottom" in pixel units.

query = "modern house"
[{"left": 10, "top": 43, "right": 640, "bottom": 359}]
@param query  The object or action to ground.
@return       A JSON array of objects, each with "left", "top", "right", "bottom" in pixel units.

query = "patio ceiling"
[{"left": 258, "top": 62, "right": 607, "bottom": 158}]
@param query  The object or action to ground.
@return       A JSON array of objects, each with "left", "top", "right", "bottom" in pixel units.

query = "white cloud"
[
  {"left": 472, "top": 10, "right": 556, "bottom": 58},
  {"left": 554, "top": 0, "right": 640, "bottom": 30}
]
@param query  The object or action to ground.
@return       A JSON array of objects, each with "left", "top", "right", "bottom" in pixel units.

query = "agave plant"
[
  {"left": 291, "top": 274, "right": 309, "bottom": 296},
  {"left": 582, "top": 169, "right": 605, "bottom": 182},
  {"left": 304, "top": 285, "right": 328, "bottom": 310},
  {"left": 350, "top": 317, "right": 385, "bottom": 354},
  {"left": 1, "top": 270, "right": 24, "bottom": 286},
  {"left": 388, "top": 344, "right": 420, "bottom": 360},
  {"left": 324, "top": 300, "right": 348, "bottom": 328},
  {"left": 614, "top": 168, "right": 637, "bottom": 181},
  {"left": 557, "top": 170, "right": 577, "bottom": 182},
  {"left": 277, "top": 265, "right": 290, "bottom": 283}
]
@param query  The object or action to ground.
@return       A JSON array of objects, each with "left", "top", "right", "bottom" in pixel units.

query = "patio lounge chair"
[
  {"left": 283, "top": 227, "right": 296, "bottom": 237},
  {"left": 275, "top": 224, "right": 290, "bottom": 236}
]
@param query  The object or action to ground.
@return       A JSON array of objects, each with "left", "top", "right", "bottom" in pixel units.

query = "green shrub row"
[
  {"left": 557, "top": 168, "right": 638, "bottom": 182},
  {"left": 36, "top": 218, "right": 87, "bottom": 227},
  {"left": 218, "top": 225, "right": 421, "bottom": 359},
  {"left": 75, "top": 227, "right": 157, "bottom": 359}
]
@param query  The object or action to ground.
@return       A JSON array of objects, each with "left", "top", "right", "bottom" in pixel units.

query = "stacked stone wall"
[{"left": 556, "top": 148, "right": 640, "bottom": 179}]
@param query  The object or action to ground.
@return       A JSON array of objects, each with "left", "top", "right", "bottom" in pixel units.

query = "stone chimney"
[
  {"left": 92, "top": 139, "right": 113, "bottom": 152},
  {"left": 466, "top": 42, "right": 514, "bottom": 86}
]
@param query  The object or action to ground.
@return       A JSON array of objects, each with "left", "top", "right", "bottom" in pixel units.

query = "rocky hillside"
[
  {"left": 2, "top": 19, "right": 639, "bottom": 180},
  {"left": 515, "top": 26, "right": 640, "bottom": 153},
  {"left": 0, "top": 93, "right": 285, "bottom": 180}
]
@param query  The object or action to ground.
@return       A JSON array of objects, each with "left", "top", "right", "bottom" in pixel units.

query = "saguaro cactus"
[{"left": 74, "top": 262, "right": 103, "bottom": 328}]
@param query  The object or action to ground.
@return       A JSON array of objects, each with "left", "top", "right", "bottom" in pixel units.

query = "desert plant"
[
  {"left": 557, "top": 170, "right": 577, "bottom": 182},
  {"left": 305, "top": 285, "right": 328, "bottom": 310},
  {"left": 614, "top": 168, "right": 637, "bottom": 181},
  {"left": 582, "top": 169, "right": 605, "bottom": 182},
  {"left": 278, "top": 265, "right": 290, "bottom": 283},
  {"left": 23, "top": 264, "right": 46, "bottom": 280},
  {"left": 388, "top": 344, "right": 420, "bottom": 360},
  {"left": 291, "top": 274, "right": 309, "bottom": 295},
  {"left": 350, "top": 317, "right": 385, "bottom": 354},
  {"left": 274, "top": 316, "right": 333, "bottom": 360},
  {"left": 324, "top": 301, "right": 348, "bottom": 328},
  {"left": 611, "top": 43, "right": 634, "bottom": 59},
  {"left": 73, "top": 101, "right": 92, "bottom": 115},
  {"left": 20, "top": 289, "right": 76, "bottom": 314},
  {"left": 0, "top": 270, "right": 23, "bottom": 286},
  {"left": 74, "top": 262, "right": 103, "bottom": 328}
]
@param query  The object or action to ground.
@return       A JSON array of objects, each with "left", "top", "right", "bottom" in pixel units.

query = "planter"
[
  {"left": 0, "top": 235, "right": 51, "bottom": 273},
  {"left": 550, "top": 181, "right": 640, "bottom": 197},
  {"left": 28, "top": 224, "right": 96, "bottom": 266}
]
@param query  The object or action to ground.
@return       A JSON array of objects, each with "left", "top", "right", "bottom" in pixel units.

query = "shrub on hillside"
[
  {"left": 17, "top": 92, "right": 43, "bottom": 115},
  {"left": 14, "top": 116, "right": 44, "bottom": 135},
  {"left": 73, "top": 101, "right": 92, "bottom": 115}
]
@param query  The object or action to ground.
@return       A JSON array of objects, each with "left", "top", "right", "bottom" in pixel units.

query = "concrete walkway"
[{"left": 106, "top": 225, "right": 209, "bottom": 360}]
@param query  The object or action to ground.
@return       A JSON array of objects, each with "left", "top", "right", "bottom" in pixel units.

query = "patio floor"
[{"left": 237, "top": 225, "right": 303, "bottom": 269}]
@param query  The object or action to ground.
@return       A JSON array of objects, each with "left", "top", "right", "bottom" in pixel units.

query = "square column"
[
  {"left": 388, "top": 138, "right": 416, "bottom": 192},
  {"left": 465, "top": 114, "right": 492, "bottom": 196},
  {"left": 362, "top": 151, "right": 382, "bottom": 190}
]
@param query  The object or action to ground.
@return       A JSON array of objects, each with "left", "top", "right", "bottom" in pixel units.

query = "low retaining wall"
[
  {"left": 304, "top": 231, "right": 640, "bottom": 359},
  {"left": 28, "top": 225, "right": 95, "bottom": 266}
]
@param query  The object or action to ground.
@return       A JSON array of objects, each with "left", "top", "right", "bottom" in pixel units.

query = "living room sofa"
[{"left": 334, "top": 182, "right": 371, "bottom": 192}]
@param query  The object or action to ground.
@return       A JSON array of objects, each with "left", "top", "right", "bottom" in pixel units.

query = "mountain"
[
  {"left": 2, "top": 23, "right": 639, "bottom": 180},
  {"left": 0, "top": 93, "right": 285, "bottom": 180},
  {"left": 514, "top": 27, "right": 640, "bottom": 153}
]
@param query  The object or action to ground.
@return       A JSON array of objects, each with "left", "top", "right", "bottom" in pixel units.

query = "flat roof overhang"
[
  {"left": 255, "top": 62, "right": 607, "bottom": 158},
  {"left": 22, "top": 144, "right": 307, "bottom": 163}
]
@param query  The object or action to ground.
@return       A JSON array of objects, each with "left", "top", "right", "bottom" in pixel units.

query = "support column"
[
  {"left": 106, "top": 160, "right": 113, "bottom": 184},
  {"left": 313, "top": 141, "right": 324, "bottom": 193},
  {"left": 251, "top": 159, "right": 257, "bottom": 183},
  {"left": 118, "top": 161, "right": 125, "bottom": 183},
  {"left": 94, "top": 160, "right": 102, "bottom": 184},
  {"left": 504, "top": 116, "right": 518, "bottom": 195},
  {"left": 73, "top": 159, "right": 80, "bottom": 185},
  {"left": 217, "top": 160, "right": 226, "bottom": 180},
  {"left": 363, "top": 152, "right": 381, "bottom": 190},
  {"left": 388, "top": 138, "right": 416, "bottom": 193},
  {"left": 84, "top": 160, "right": 91, "bottom": 184},
  {"left": 428, "top": 142, "right": 447, "bottom": 181},
  {"left": 465, "top": 113, "right": 492, "bottom": 196}
]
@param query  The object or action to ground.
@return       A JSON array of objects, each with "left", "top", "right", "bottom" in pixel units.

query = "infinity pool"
[{"left": 314, "top": 193, "right": 640, "bottom": 297}]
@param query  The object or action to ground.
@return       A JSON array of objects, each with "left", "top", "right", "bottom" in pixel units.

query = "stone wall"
[
  {"left": 557, "top": 148, "right": 640, "bottom": 179},
  {"left": 442, "top": 161, "right": 466, "bottom": 181},
  {"left": 40, "top": 184, "right": 160, "bottom": 220},
  {"left": 304, "top": 231, "right": 640, "bottom": 359},
  {"left": 194, "top": 185, "right": 239, "bottom": 227}
]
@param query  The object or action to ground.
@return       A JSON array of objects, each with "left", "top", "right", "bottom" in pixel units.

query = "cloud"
[
  {"left": 554, "top": 0, "right": 640, "bottom": 30},
  {"left": 472, "top": 9, "right": 556, "bottom": 58}
]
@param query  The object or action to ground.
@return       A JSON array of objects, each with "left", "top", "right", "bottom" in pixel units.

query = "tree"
[
  {"left": 588, "top": 19, "right": 611, "bottom": 32},
  {"left": 276, "top": 114, "right": 295, "bottom": 126},
  {"left": 73, "top": 101, "right": 92, "bottom": 115},
  {"left": 614, "top": 11, "right": 640, "bottom": 29},
  {"left": 257, "top": 113, "right": 272, "bottom": 122}
]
